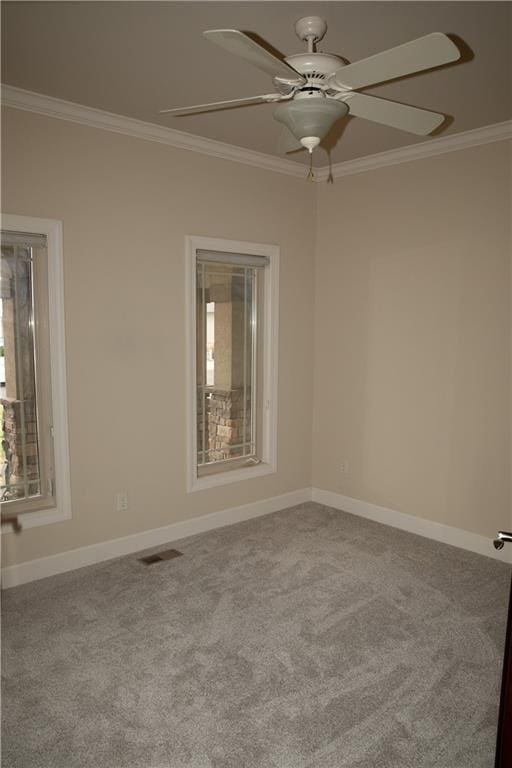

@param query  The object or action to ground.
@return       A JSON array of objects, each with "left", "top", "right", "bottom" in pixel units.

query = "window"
[
  {"left": 1, "top": 215, "right": 71, "bottom": 531},
  {"left": 1, "top": 231, "right": 53, "bottom": 510},
  {"left": 186, "top": 237, "right": 278, "bottom": 492}
]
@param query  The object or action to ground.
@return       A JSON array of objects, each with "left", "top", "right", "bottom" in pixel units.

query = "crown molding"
[
  {"left": 1, "top": 85, "right": 306, "bottom": 179},
  {"left": 3, "top": 85, "right": 511, "bottom": 183},
  {"left": 314, "top": 119, "right": 512, "bottom": 182}
]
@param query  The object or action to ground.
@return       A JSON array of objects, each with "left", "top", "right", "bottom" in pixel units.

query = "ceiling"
[{"left": 2, "top": 2, "right": 511, "bottom": 166}]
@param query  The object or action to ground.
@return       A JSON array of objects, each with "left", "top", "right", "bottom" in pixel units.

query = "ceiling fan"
[{"left": 160, "top": 16, "right": 461, "bottom": 157}]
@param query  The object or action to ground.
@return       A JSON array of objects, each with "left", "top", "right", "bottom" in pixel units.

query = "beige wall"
[
  {"left": 313, "top": 140, "right": 512, "bottom": 538},
  {"left": 1, "top": 107, "right": 316, "bottom": 567},
  {"left": 2, "top": 107, "right": 511, "bottom": 569}
]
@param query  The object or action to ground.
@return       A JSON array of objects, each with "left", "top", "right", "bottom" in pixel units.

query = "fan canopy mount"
[{"left": 294, "top": 16, "right": 328, "bottom": 45}]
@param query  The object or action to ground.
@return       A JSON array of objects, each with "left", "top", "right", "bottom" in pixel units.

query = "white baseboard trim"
[
  {"left": 3, "top": 486, "right": 509, "bottom": 588},
  {"left": 312, "top": 488, "right": 512, "bottom": 564},
  {"left": 1, "top": 487, "right": 311, "bottom": 589}
]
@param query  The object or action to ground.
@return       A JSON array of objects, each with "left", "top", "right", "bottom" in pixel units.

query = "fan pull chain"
[{"left": 306, "top": 152, "right": 315, "bottom": 181}]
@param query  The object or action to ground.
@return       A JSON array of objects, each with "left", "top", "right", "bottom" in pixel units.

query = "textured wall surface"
[
  {"left": 2, "top": 106, "right": 511, "bottom": 569},
  {"left": 1, "top": 107, "right": 316, "bottom": 567},
  {"left": 313, "top": 140, "right": 512, "bottom": 538}
]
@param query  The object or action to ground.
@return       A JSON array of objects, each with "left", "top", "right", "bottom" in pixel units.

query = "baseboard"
[
  {"left": 312, "top": 488, "right": 512, "bottom": 564},
  {"left": 3, "top": 486, "right": 509, "bottom": 588},
  {"left": 1, "top": 487, "right": 312, "bottom": 589}
]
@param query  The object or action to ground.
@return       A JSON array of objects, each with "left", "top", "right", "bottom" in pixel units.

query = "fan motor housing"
[{"left": 284, "top": 53, "right": 345, "bottom": 80}]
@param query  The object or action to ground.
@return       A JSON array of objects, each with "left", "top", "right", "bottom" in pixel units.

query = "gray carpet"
[{"left": 2, "top": 502, "right": 510, "bottom": 768}]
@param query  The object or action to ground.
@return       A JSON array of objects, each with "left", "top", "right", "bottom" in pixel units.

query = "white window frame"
[
  {"left": 1, "top": 214, "right": 72, "bottom": 531},
  {"left": 186, "top": 235, "right": 279, "bottom": 493}
]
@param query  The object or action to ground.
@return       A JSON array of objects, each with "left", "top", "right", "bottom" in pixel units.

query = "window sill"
[{"left": 188, "top": 461, "right": 276, "bottom": 493}]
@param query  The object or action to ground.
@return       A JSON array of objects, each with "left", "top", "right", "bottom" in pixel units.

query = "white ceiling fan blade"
[
  {"left": 331, "top": 32, "right": 460, "bottom": 91},
  {"left": 344, "top": 92, "right": 445, "bottom": 135},
  {"left": 160, "top": 94, "right": 283, "bottom": 116},
  {"left": 204, "top": 29, "right": 305, "bottom": 84}
]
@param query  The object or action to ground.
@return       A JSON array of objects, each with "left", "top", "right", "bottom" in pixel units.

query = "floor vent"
[{"left": 138, "top": 549, "right": 183, "bottom": 565}]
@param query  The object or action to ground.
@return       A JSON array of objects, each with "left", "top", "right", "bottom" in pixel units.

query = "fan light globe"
[{"left": 274, "top": 99, "right": 348, "bottom": 152}]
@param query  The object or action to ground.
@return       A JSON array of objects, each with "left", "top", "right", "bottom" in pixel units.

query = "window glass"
[
  {"left": 1, "top": 235, "right": 54, "bottom": 510},
  {"left": 196, "top": 261, "right": 258, "bottom": 474}
]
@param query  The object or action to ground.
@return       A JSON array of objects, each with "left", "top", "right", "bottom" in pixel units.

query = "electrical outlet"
[
  {"left": 339, "top": 460, "right": 350, "bottom": 475},
  {"left": 116, "top": 492, "right": 128, "bottom": 512}
]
